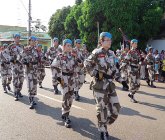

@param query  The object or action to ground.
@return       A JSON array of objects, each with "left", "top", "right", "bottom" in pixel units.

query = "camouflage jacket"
[
  {"left": 37, "top": 51, "right": 46, "bottom": 69},
  {"left": 21, "top": 46, "right": 38, "bottom": 73},
  {"left": 126, "top": 48, "right": 141, "bottom": 66},
  {"left": 84, "top": 47, "right": 123, "bottom": 93},
  {"left": 45, "top": 46, "right": 62, "bottom": 61},
  {"left": 72, "top": 47, "right": 85, "bottom": 73},
  {"left": 145, "top": 53, "right": 155, "bottom": 65},
  {"left": 0, "top": 49, "right": 11, "bottom": 69},
  {"left": 51, "top": 52, "right": 77, "bottom": 94},
  {"left": 7, "top": 43, "right": 24, "bottom": 64}
]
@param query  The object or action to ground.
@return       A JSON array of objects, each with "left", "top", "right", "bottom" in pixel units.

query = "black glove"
[
  {"left": 1, "top": 63, "right": 5, "bottom": 67},
  {"left": 122, "top": 81, "right": 129, "bottom": 89},
  {"left": 57, "top": 77, "right": 61, "bottom": 83},
  {"left": 6, "top": 61, "right": 10, "bottom": 64},
  {"left": 77, "top": 58, "right": 81, "bottom": 63},
  {"left": 10, "top": 59, "right": 15, "bottom": 63},
  {"left": 32, "top": 61, "right": 38, "bottom": 65},
  {"left": 43, "top": 56, "right": 47, "bottom": 60}
]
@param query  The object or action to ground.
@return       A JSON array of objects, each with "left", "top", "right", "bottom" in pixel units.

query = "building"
[{"left": 0, "top": 25, "right": 51, "bottom": 52}]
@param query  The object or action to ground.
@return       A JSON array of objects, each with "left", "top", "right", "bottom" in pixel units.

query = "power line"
[{"left": 19, "top": 0, "right": 28, "bottom": 14}]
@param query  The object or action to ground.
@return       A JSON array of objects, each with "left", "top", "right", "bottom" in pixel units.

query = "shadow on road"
[
  {"left": 138, "top": 101, "right": 165, "bottom": 112},
  {"left": 120, "top": 106, "right": 156, "bottom": 120},
  {"left": 137, "top": 90, "right": 165, "bottom": 99},
  {"left": 34, "top": 100, "right": 120, "bottom": 140},
  {"left": 41, "top": 87, "right": 54, "bottom": 93},
  {"left": 78, "top": 96, "right": 95, "bottom": 105}
]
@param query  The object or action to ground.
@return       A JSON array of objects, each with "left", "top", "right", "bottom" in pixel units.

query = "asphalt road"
[{"left": 0, "top": 68, "right": 165, "bottom": 140}]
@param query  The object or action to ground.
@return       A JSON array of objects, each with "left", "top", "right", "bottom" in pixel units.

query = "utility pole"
[{"left": 28, "top": 0, "right": 32, "bottom": 38}]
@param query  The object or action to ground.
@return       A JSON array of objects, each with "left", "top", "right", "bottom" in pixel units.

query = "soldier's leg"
[
  {"left": 128, "top": 72, "right": 138, "bottom": 103},
  {"left": 29, "top": 73, "right": 38, "bottom": 109},
  {"left": 2, "top": 74, "right": 7, "bottom": 93},
  {"left": 39, "top": 69, "right": 46, "bottom": 88},
  {"left": 12, "top": 70, "right": 20, "bottom": 101},
  {"left": 61, "top": 90, "right": 74, "bottom": 128},
  {"left": 51, "top": 68, "right": 59, "bottom": 94},
  {"left": 74, "top": 75, "right": 79, "bottom": 100},
  {"left": 107, "top": 82, "right": 121, "bottom": 125},
  {"left": 37, "top": 69, "right": 42, "bottom": 88},
  {"left": 17, "top": 74, "right": 24, "bottom": 97},
  {"left": 6, "top": 68, "right": 12, "bottom": 91},
  {"left": 149, "top": 68, "right": 156, "bottom": 88}
]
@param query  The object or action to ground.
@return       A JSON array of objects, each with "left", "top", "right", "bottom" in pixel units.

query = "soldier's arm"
[
  {"left": 84, "top": 50, "right": 97, "bottom": 77},
  {"left": 51, "top": 55, "right": 61, "bottom": 73}
]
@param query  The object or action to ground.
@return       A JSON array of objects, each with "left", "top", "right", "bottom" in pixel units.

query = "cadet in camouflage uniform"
[
  {"left": 51, "top": 39, "right": 77, "bottom": 128},
  {"left": 8, "top": 34, "right": 24, "bottom": 101},
  {"left": 45, "top": 37, "right": 62, "bottom": 94},
  {"left": 72, "top": 39, "right": 85, "bottom": 101},
  {"left": 36, "top": 44, "right": 46, "bottom": 88},
  {"left": 119, "top": 45, "right": 130, "bottom": 91},
  {"left": 0, "top": 44, "right": 12, "bottom": 93},
  {"left": 145, "top": 47, "right": 156, "bottom": 88},
  {"left": 22, "top": 36, "right": 39, "bottom": 109},
  {"left": 126, "top": 39, "right": 141, "bottom": 103},
  {"left": 84, "top": 32, "right": 121, "bottom": 140}
]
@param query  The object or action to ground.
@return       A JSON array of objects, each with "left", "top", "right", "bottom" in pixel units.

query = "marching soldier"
[
  {"left": 22, "top": 36, "right": 38, "bottom": 109},
  {"left": 72, "top": 39, "right": 85, "bottom": 101},
  {"left": 119, "top": 45, "right": 130, "bottom": 91},
  {"left": 145, "top": 47, "right": 156, "bottom": 88},
  {"left": 126, "top": 39, "right": 141, "bottom": 103},
  {"left": 0, "top": 44, "right": 12, "bottom": 93},
  {"left": 36, "top": 44, "right": 46, "bottom": 88},
  {"left": 84, "top": 32, "right": 121, "bottom": 140},
  {"left": 45, "top": 37, "right": 62, "bottom": 94},
  {"left": 8, "top": 34, "right": 24, "bottom": 101},
  {"left": 51, "top": 39, "right": 77, "bottom": 128}
]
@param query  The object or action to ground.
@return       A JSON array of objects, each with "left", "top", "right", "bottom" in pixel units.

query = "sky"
[{"left": 0, "top": 0, "right": 75, "bottom": 28}]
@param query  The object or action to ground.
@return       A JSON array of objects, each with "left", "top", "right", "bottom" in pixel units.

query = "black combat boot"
[
  {"left": 53, "top": 85, "right": 59, "bottom": 94},
  {"left": 122, "top": 81, "right": 129, "bottom": 91},
  {"left": 29, "top": 97, "right": 34, "bottom": 109},
  {"left": 128, "top": 93, "right": 138, "bottom": 103},
  {"left": 100, "top": 132, "right": 109, "bottom": 140},
  {"left": 18, "top": 91, "right": 23, "bottom": 97},
  {"left": 14, "top": 92, "right": 19, "bottom": 101},
  {"left": 146, "top": 79, "right": 151, "bottom": 86},
  {"left": 64, "top": 117, "right": 71, "bottom": 128},
  {"left": 74, "top": 91, "right": 80, "bottom": 101},
  {"left": 7, "top": 84, "right": 11, "bottom": 91},
  {"left": 39, "top": 82, "right": 43, "bottom": 88},
  {"left": 150, "top": 81, "right": 156, "bottom": 88},
  {"left": 3, "top": 86, "right": 7, "bottom": 93}
]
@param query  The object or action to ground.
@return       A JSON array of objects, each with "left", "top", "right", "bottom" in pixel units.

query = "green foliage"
[
  {"left": 48, "top": 0, "right": 164, "bottom": 51},
  {"left": 48, "top": 6, "right": 71, "bottom": 43}
]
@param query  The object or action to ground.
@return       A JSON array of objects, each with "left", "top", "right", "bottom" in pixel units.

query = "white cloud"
[{"left": 0, "top": 0, "right": 75, "bottom": 27}]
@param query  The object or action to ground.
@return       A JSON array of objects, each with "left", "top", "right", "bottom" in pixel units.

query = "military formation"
[{"left": 0, "top": 32, "right": 164, "bottom": 140}]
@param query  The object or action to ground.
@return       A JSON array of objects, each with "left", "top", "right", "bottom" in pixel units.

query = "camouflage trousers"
[
  {"left": 140, "top": 65, "right": 146, "bottom": 79},
  {"left": 1, "top": 68, "right": 12, "bottom": 87},
  {"left": 62, "top": 90, "right": 74, "bottom": 117},
  {"left": 37, "top": 68, "right": 46, "bottom": 84},
  {"left": 74, "top": 72, "right": 85, "bottom": 91},
  {"left": 147, "top": 65, "right": 154, "bottom": 82},
  {"left": 129, "top": 69, "right": 140, "bottom": 94},
  {"left": 26, "top": 71, "right": 38, "bottom": 97},
  {"left": 12, "top": 64, "right": 24, "bottom": 93},
  {"left": 93, "top": 82, "right": 121, "bottom": 132},
  {"left": 120, "top": 66, "right": 129, "bottom": 83},
  {"left": 51, "top": 68, "right": 59, "bottom": 86}
]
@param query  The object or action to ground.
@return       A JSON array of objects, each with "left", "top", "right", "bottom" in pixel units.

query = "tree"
[
  {"left": 48, "top": 6, "right": 71, "bottom": 43},
  {"left": 75, "top": 0, "right": 82, "bottom": 5}
]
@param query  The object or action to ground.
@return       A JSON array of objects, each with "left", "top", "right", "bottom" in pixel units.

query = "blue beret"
[
  {"left": 53, "top": 37, "right": 59, "bottom": 42},
  {"left": 131, "top": 39, "right": 138, "bottom": 43},
  {"left": 29, "top": 36, "right": 37, "bottom": 41},
  {"left": 75, "top": 39, "right": 82, "bottom": 44},
  {"left": 13, "top": 33, "right": 20, "bottom": 38},
  {"left": 100, "top": 32, "right": 112, "bottom": 39},
  {"left": 63, "top": 39, "right": 72, "bottom": 45},
  {"left": 37, "top": 44, "right": 42, "bottom": 48}
]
